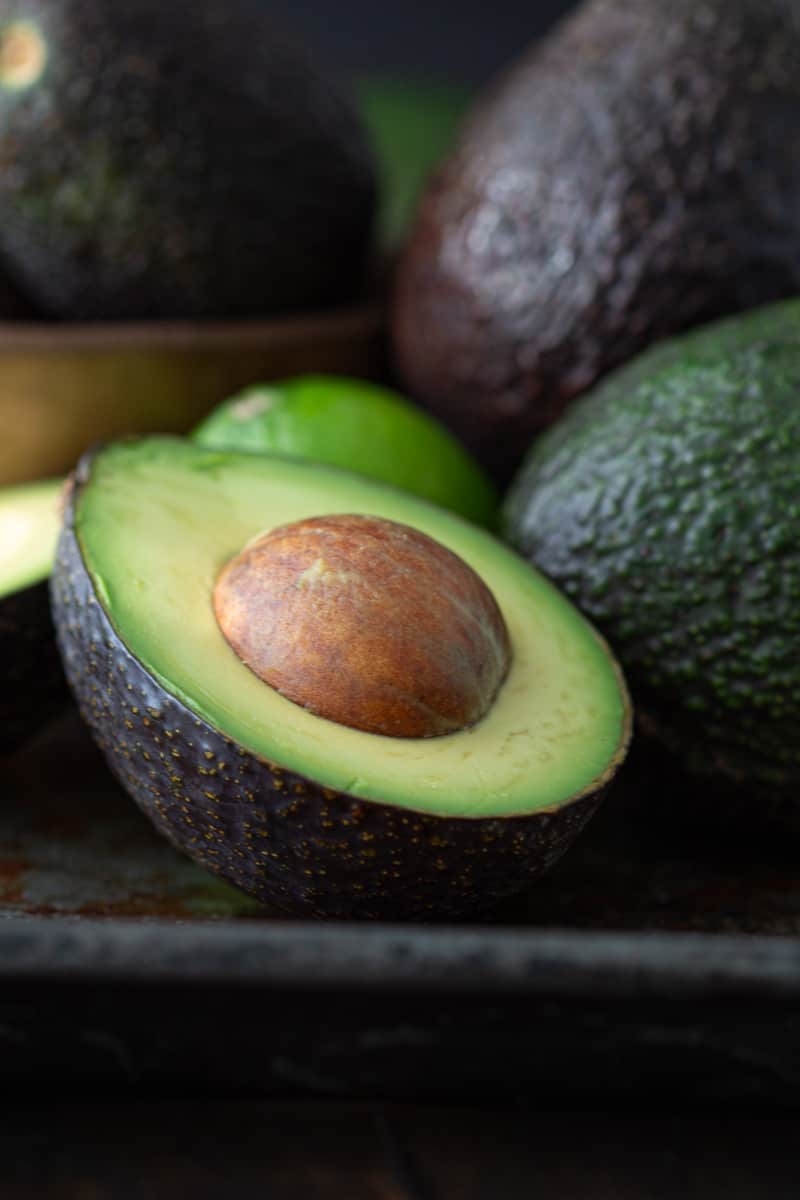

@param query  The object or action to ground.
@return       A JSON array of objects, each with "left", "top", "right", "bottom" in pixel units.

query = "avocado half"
[
  {"left": 0, "top": 478, "right": 66, "bottom": 753},
  {"left": 52, "top": 438, "right": 630, "bottom": 919}
]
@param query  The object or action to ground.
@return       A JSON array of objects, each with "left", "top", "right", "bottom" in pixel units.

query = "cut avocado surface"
[
  {"left": 52, "top": 437, "right": 630, "bottom": 916},
  {"left": 69, "top": 439, "right": 626, "bottom": 819},
  {"left": 192, "top": 375, "right": 499, "bottom": 530},
  {"left": 0, "top": 477, "right": 66, "bottom": 753},
  {"left": 0, "top": 477, "right": 62, "bottom": 598}
]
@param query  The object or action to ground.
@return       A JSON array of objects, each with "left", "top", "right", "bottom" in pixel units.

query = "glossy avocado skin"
[
  {"left": 51, "top": 455, "right": 604, "bottom": 921},
  {"left": 504, "top": 339, "right": 800, "bottom": 803},
  {"left": 393, "top": 0, "right": 800, "bottom": 483},
  {"left": 0, "top": 581, "right": 66, "bottom": 754},
  {"left": 0, "top": 0, "right": 376, "bottom": 320}
]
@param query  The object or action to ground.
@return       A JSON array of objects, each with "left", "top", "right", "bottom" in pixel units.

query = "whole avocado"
[
  {"left": 0, "top": 1, "right": 376, "bottom": 320},
  {"left": 393, "top": 0, "right": 800, "bottom": 482},
  {"left": 504, "top": 329, "right": 800, "bottom": 804}
]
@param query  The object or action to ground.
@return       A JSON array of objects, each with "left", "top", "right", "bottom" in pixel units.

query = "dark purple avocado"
[
  {"left": 393, "top": 0, "right": 800, "bottom": 483},
  {"left": 50, "top": 449, "right": 610, "bottom": 921}
]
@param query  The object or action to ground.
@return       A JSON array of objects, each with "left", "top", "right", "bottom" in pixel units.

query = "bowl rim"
[{"left": 0, "top": 301, "right": 384, "bottom": 353}]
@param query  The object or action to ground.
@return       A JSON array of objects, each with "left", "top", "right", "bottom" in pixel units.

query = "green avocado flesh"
[
  {"left": 76, "top": 438, "right": 628, "bottom": 819},
  {"left": 0, "top": 478, "right": 61, "bottom": 598}
]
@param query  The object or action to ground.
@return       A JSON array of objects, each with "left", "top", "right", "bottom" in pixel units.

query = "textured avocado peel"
[
  {"left": 52, "top": 441, "right": 631, "bottom": 919},
  {"left": 505, "top": 335, "right": 800, "bottom": 801},
  {"left": 0, "top": 0, "right": 377, "bottom": 320},
  {"left": 393, "top": 0, "right": 800, "bottom": 483}
]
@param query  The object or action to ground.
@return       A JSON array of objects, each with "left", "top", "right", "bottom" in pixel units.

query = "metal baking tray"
[{"left": 3, "top": 711, "right": 800, "bottom": 1105}]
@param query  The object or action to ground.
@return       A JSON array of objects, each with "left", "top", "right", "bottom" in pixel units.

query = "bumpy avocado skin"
[
  {"left": 393, "top": 0, "right": 800, "bottom": 483},
  {"left": 51, "top": 457, "right": 607, "bottom": 921},
  {"left": 0, "top": 0, "right": 376, "bottom": 320},
  {"left": 0, "top": 581, "right": 66, "bottom": 754},
  {"left": 504, "top": 340, "right": 800, "bottom": 802},
  {"left": 594, "top": 299, "right": 800, "bottom": 399}
]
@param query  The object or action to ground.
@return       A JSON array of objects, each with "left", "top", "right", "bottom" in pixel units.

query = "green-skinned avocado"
[
  {"left": 51, "top": 437, "right": 630, "bottom": 919},
  {"left": 592, "top": 298, "right": 800, "bottom": 399},
  {"left": 393, "top": 0, "right": 800, "bottom": 483},
  {"left": 0, "top": 477, "right": 66, "bottom": 753},
  {"left": 192, "top": 375, "right": 499, "bottom": 530},
  {"left": 504, "top": 335, "right": 800, "bottom": 804},
  {"left": 0, "top": 1, "right": 376, "bottom": 320}
]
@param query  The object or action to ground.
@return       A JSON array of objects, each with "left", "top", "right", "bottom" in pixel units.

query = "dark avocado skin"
[
  {"left": 393, "top": 0, "right": 800, "bottom": 483},
  {"left": 0, "top": 0, "right": 376, "bottom": 321},
  {"left": 504, "top": 339, "right": 800, "bottom": 808},
  {"left": 0, "top": 580, "right": 67, "bottom": 754},
  {"left": 51, "top": 455, "right": 608, "bottom": 921}
]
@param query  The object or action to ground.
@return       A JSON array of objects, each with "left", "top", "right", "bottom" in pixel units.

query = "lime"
[{"left": 192, "top": 375, "right": 498, "bottom": 530}]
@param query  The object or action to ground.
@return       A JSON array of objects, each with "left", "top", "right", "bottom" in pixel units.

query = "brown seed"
[{"left": 214, "top": 514, "right": 511, "bottom": 738}]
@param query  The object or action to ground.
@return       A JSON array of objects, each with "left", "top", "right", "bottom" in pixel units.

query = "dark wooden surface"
[{"left": 2, "top": 1102, "right": 799, "bottom": 1198}]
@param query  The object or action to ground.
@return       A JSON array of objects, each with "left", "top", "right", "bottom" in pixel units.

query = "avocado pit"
[{"left": 213, "top": 513, "right": 511, "bottom": 738}]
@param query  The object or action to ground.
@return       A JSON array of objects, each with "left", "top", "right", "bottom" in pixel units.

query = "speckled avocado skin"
[
  {"left": 393, "top": 0, "right": 800, "bottom": 483},
  {"left": 50, "top": 455, "right": 608, "bottom": 921},
  {"left": 0, "top": 0, "right": 376, "bottom": 320},
  {"left": 504, "top": 340, "right": 800, "bottom": 803},
  {"left": 0, "top": 581, "right": 67, "bottom": 754}
]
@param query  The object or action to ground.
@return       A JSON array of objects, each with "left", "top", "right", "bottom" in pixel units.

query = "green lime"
[{"left": 192, "top": 375, "right": 498, "bottom": 530}]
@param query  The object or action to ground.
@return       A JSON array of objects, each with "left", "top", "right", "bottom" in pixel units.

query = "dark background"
[{"left": 270, "top": 0, "right": 578, "bottom": 85}]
